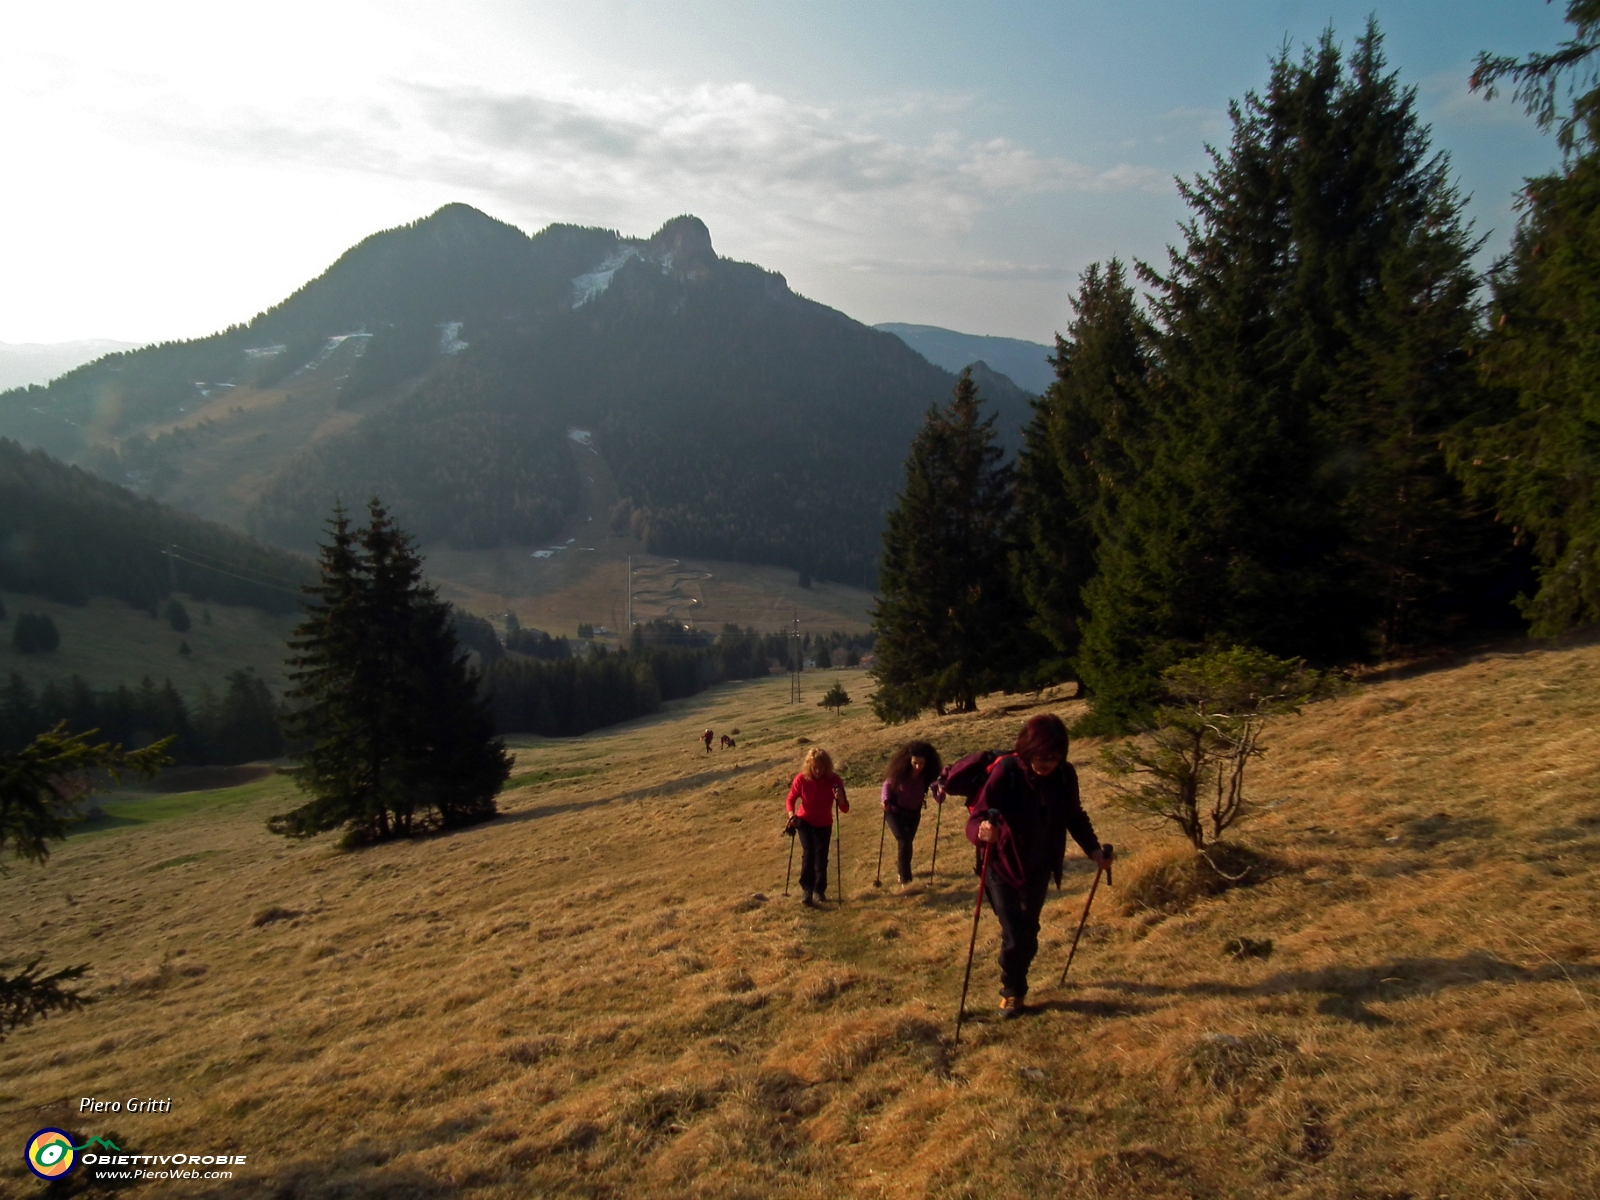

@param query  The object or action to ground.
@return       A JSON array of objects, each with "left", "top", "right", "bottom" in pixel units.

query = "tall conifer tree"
[
  {"left": 871, "top": 371, "right": 1026, "bottom": 720},
  {"left": 1015, "top": 260, "right": 1151, "bottom": 678},
  {"left": 1078, "top": 23, "right": 1499, "bottom": 725},
  {"left": 1456, "top": 3, "right": 1600, "bottom": 634},
  {"left": 271, "top": 501, "right": 509, "bottom": 844}
]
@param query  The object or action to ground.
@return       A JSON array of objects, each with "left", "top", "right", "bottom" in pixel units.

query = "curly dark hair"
[
  {"left": 1014, "top": 714, "right": 1069, "bottom": 762},
  {"left": 885, "top": 740, "right": 942, "bottom": 786}
]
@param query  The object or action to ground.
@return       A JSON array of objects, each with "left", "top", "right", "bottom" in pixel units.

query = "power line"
[
  {"left": 162, "top": 543, "right": 310, "bottom": 590},
  {"left": 162, "top": 551, "right": 307, "bottom": 599},
  {"left": 116, "top": 527, "right": 313, "bottom": 591}
]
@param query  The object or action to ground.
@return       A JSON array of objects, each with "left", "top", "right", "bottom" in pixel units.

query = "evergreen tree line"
[
  {"left": 0, "top": 438, "right": 312, "bottom": 613},
  {"left": 502, "top": 613, "right": 571, "bottom": 660},
  {"left": 875, "top": 22, "right": 1598, "bottom": 728},
  {"left": 481, "top": 621, "right": 872, "bottom": 738},
  {"left": 483, "top": 623, "right": 777, "bottom": 737},
  {"left": 0, "top": 671, "right": 284, "bottom": 765}
]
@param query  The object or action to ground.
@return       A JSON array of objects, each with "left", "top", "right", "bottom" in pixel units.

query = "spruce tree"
[
  {"left": 871, "top": 370, "right": 1027, "bottom": 720},
  {"left": 1078, "top": 23, "right": 1498, "bottom": 726},
  {"left": 1455, "top": 4, "right": 1600, "bottom": 633},
  {"left": 270, "top": 501, "right": 510, "bottom": 844},
  {"left": 1015, "top": 260, "right": 1151, "bottom": 678},
  {"left": 1, "top": 727, "right": 169, "bottom": 1037}
]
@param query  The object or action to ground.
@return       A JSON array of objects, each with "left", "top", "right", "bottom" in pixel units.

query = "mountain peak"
[{"left": 648, "top": 215, "right": 716, "bottom": 278}]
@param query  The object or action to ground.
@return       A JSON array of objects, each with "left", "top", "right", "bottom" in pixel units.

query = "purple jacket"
[{"left": 881, "top": 776, "right": 931, "bottom": 813}]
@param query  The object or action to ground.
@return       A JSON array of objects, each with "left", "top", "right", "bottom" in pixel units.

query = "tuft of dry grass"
[
  {"left": 1117, "top": 839, "right": 1283, "bottom": 914},
  {"left": 2, "top": 642, "right": 1599, "bottom": 1198}
]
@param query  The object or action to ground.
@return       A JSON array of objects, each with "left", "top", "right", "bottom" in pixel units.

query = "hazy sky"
[{"left": 0, "top": 1, "right": 1574, "bottom": 345}]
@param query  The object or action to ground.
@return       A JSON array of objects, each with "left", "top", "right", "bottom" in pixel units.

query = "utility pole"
[{"left": 790, "top": 610, "right": 801, "bottom": 704}]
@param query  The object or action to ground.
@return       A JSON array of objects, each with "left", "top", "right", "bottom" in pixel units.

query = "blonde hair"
[{"left": 803, "top": 747, "right": 834, "bottom": 779}]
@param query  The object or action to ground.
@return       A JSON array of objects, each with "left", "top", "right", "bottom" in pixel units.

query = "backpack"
[
  {"left": 935, "top": 750, "right": 1023, "bottom": 877},
  {"left": 935, "top": 750, "right": 1010, "bottom": 802}
]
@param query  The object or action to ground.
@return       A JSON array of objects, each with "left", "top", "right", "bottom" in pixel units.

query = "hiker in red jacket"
[
  {"left": 967, "top": 714, "right": 1108, "bottom": 1018},
  {"left": 786, "top": 746, "right": 849, "bottom": 907},
  {"left": 702, "top": 728, "right": 714, "bottom": 753},
  {"left": 880, "top": 740, "right": 942, "bottom": 889}
]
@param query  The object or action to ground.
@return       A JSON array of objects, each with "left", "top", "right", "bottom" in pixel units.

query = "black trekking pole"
[
  {"left": 873, "top": 810, "right": 888, "bottom": 888},
  {"left": 927, "top": 799, "right": 944, "bottom": 880},
  {"left": 1057, "top": 844, "right": 1113, "bottom": 988},
  {"left": 954, "top": 837, "right": 994, "bottom": 1048},
  {"left": 834, "top": 801, "right": 845, "bottom": 905},
  {"left": 783, "top": 822, "right": 797, "bottom": 896}
]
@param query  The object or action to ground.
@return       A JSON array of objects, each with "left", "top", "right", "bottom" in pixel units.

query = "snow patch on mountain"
[
  {"left": 571, "top": 248, "right": 640, "bottom": 307},
  {"left": 438, "top": 322, "right": 468, "bottom": 355}
]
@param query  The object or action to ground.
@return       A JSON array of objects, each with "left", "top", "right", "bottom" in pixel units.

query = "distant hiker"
[
  {"left": 881, "top": 740, "right": 943, "bottom": 889},
  {"left": 720, "top": 734, "right": 736, "bottom": 749},
  {"left": 966, "top": 714, "right": 1108, "bottom": 1019},
  {"left": 786, "top": 746, "right": 849, "bottom": 907},
  {"left": 702, "top": 728, "right": 714, "bottom": 753}
]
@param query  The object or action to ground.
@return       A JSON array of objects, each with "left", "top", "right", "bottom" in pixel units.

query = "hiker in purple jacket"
[
  {"left": 967, "top": 714, "right": 1109, "bottom": 1018},
  {"left": 880, "top": 740, "right": 943, "bottom": 889}
]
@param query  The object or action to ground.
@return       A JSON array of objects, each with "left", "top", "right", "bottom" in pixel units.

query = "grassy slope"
[
  {"left": 0, "top": 591, "right": 300, "bottom": 700},
  {"left": 2, "top": 645, "right": 1598, "bottom": 1198}
]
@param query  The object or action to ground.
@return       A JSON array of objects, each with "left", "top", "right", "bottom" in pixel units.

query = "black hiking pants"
[
  {"left": 797, "top": 822, "right": 833, "bottom": 899},
  {"left": 985, "top": 870, "right": 1052, "bottom": 999},
  {"left": 885, "top": 807, "right": 921, "bottom": 884}
]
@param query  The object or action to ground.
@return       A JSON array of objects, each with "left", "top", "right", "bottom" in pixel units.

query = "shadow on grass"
[
  {"left": 1030, "top": 996, "right": 1151, "bottom": 1019},
  {"left": 494, "top": 797, "right": 616, "bottom": 825},
  {"left": 1355, "top": 626, "right": 1600, "bottom": 686},
  {"left": 1086, "top": 951, "right": 1600, "bottom": 1024},
  {"left": 68, "top": 777, "right": 292, "bottom": 839}
]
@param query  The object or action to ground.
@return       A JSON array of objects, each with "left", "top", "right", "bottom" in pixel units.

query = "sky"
[{"left": 0, "top": 1, "right": 1577, "bottom": 346}]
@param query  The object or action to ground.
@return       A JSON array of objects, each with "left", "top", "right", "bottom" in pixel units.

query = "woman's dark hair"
[
  {"left": 1014, "top": 714, "right": 1068, "bottom": 762},
  {"left": 885, "top": 740, "right": 942, "bottom": 785}
]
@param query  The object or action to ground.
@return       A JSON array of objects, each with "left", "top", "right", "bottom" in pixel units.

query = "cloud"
[
  {"left": 125, "top": 75, "right": 1170, "bottom": 242},
  {"left": 831, "top": 254, "right": 1078, "bottom": 282},
  {"left": 1418, "top": 64, "right": 1541, "bottom": 131}
]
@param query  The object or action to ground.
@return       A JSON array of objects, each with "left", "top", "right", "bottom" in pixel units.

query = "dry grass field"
[
  {"left": 0, "top": 591, "right": 300, "bottom": 701},
  {"left": 3, "top": 641, "right": 1598, "bottom": 1198}
]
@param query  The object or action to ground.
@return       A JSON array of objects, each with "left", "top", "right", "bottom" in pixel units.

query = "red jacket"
[{"left": 786, "top": 771, "right": 848, "bottom": 827}]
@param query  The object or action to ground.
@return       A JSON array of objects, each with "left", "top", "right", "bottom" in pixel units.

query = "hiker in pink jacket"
[{"left": 786, "top": 746, "right": 849, "bottom": 907}]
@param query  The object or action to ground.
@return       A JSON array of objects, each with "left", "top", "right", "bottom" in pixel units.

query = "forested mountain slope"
[
  {"left": 0, "top": 438, "right": 311, "bottom": 612},
  {"left": 0, "top": 205, "right": 987, "bottom": 584}
]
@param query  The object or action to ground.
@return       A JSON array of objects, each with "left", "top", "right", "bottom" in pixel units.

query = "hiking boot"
[
  {"left": 802, "top": 893, "right": 817, "bottom": 908},
  {"left": 999, "top": 995, "right": 1025, "bottom": 1020}
]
